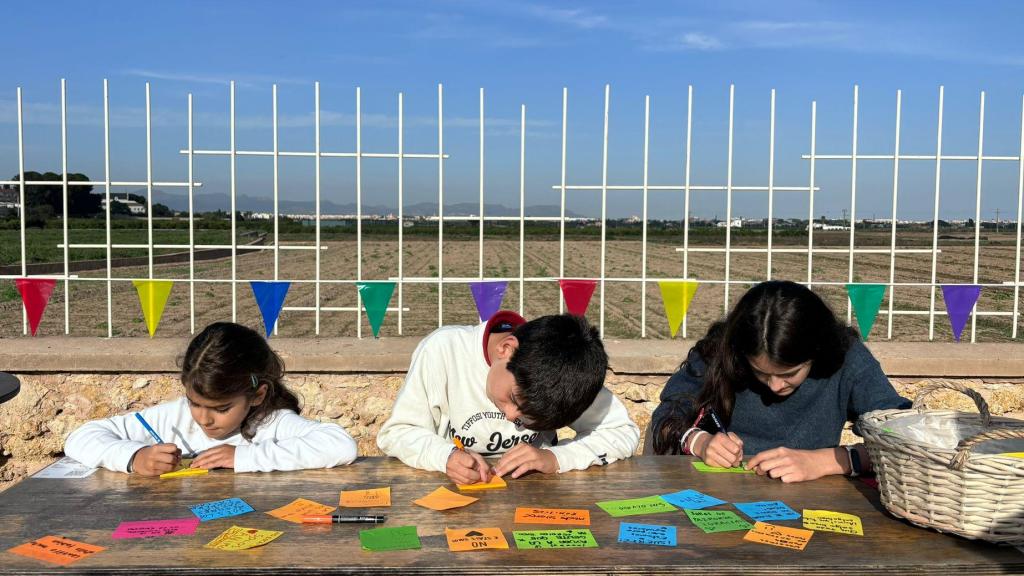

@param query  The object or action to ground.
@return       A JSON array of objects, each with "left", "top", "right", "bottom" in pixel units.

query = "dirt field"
[{"left": 2, "top": 229, "right": 1022, "bottom": 342}]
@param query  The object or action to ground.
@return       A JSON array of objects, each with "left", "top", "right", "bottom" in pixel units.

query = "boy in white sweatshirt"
[{"left": 377, "top": 311, "right": 640, "bottom": 484}]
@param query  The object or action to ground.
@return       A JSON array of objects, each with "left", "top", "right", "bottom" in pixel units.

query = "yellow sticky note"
[
  {"left": 743, "top": 521, "right": 814, "bottom": 551},
  {"left": 1000, "top": 452, "right": 1024, "bottom": 459},
  {"left": 445, "top": 527, "right": 509, "bottom": 551},
  {"left": 266, "top": 498, "right": 336, "bottom": 523},
  {"left": 456, "top": 475, "right": 507, "bottom": 491},
  {"left": 160, "top": 468, "right": 209, "bottom": 479},
  {"left": 204, "top": 526, "right": 282, "bottom": 551},
  {"left": 413, "top": 486, "right": 478, "bottom": 511},
  {"left": 340, "top": 487, "right": 391, "bottom": 508},
  {"left": 802, "top": 509, "right": 864, "bottom": 536}
]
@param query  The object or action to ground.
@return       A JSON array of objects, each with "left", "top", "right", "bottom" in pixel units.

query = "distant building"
[
  {"left": 715, "top": 218, "right": 743, "bottom": 228},
  {"left": 0, "top": 188, "right": 18, "bottom": 210},
  {"left": 101, "top": 197, "right": 146, "bottom": 215}
]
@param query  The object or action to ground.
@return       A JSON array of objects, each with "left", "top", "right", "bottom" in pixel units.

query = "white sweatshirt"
[
  {"left": 64, "top": 397, "right": 358, "bottom": 473},
  {"left": 376, "top": 322, "right": 640, "bottom": 473}
]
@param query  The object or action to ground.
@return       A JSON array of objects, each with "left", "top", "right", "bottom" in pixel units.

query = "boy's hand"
[
  {"left": 446, "top": 449, "right": 492, "bottom": 485},
  {"left": 131, "top": 443, "right": 181, "bottom": 476},
  {"left": 191, "top": 445, "right": 236, "bottom": 470},
  {"left": 695, "top": 432, "right": 743, "bottom": 468},
  {"left": 745, "top": 447, "right": 836, "bottom": 483},
  {"left": 493, "top": 445, "right": 558, "bottom": 478}
]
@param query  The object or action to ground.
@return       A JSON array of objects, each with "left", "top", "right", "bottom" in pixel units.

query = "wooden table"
[
  {"left": 0, "top": 373, "right": 19, "bottom": 404},
  {"left": 0, "top": 456, "right": 1020, "bottom": 574}
]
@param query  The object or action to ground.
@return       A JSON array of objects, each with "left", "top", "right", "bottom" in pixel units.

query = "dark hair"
[
  {"left": 653, "top": 280, "right": 855, "bottom": 454},
  {"left": 180, "top": 322, "right": 301, "bottom": 440},
  {"left": 505, "top": 314, "right": 608, "bottom": 431}
]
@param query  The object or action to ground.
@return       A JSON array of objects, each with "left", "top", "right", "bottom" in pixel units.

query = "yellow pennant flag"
[
  {"left": 658, "top": 281, "right": 698, "bottom": 338},
  {"left": 132, "top": 280, "right": 174, "bottom": 337}
]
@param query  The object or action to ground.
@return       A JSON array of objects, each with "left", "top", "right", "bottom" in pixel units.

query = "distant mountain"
[{"left": 143, "top": 189, "right": 582, "bottom": 218}]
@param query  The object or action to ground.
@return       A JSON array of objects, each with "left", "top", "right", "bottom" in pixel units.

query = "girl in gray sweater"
[{"left": 651, "top": 280, "right": 909, "bottom": 483}]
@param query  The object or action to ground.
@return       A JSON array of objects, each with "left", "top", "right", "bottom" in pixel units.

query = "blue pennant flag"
[{"left": 250, "top": 281, "right": 291, "bottom": 337}]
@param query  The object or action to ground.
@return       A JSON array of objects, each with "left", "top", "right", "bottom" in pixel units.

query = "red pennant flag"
[
  {"left": 558, "top": 279, "right": 598, "bottom": 317},
  {"left": 15, "top": 278, "right": 57, "bottom": 336}
]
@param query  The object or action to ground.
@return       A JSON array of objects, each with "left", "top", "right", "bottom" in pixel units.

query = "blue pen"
[{"left": 134, "top": 413, "right": 164, "bottom": 444}]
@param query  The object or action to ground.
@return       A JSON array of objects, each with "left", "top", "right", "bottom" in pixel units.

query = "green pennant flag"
[
  {"left": 845, "top": 283, "right": 886, "bottom": 341},
  {"left": 658, "top": 281, "right": 699, "bottom": 338},
  {"left": 356, "top": 282, "right": 396, "bottom": 338},
  {"left": 132, "top": 280, "right": 174, "bottom": 338}
]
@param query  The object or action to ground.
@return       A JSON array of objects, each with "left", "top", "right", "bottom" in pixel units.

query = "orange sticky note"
[
  {"left": 743, "top": 521, "right": 814, "bottom": 551},
  {"left": 514, "top": 507, "right": 591, "bottom": 526},
  {"left": 266, "top": 498, "right": 336, "bottom": 523},
  {"left": 341, "top": 487, "right": 392, "bottom": 508},
  {"left": 414, "top": 486, "right": 479, "bottom": 511},
  {"left": 456, "top": 475, "right": 507, "bottom": 491},
  {"left": 8, "top": 536, "right": 105, "bottom": 566},
  {"left": 445, "top": 527, "right": 510, "bottom": 552}
]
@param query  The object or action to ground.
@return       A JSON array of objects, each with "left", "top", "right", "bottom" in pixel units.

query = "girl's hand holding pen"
[{"left": 131, "top": 444, "right": 182, "bottom": 476}]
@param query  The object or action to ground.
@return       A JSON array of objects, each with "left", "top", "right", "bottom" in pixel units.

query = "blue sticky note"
[
  {"left": 617, "top": 523, "right": 677, "bottom": 547},
  {"left": 660, "top": 489, "right": 727, "bottom": 510},
  {"left": 190, "top": 497, "right": 254, "bottom": 522},
  {"left": 734, "top": 501, "right": 800, "bottom": 522}
]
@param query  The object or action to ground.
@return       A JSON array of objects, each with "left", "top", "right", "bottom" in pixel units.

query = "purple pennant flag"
[
  {"left": 469, "top": 281, "right": 508, "bottom": 322},
  {"left": 941, "top": 284, "right": 982, "bottom": 342}
]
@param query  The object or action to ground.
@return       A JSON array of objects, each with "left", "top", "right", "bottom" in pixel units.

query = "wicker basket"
[{"left": 860, "top": 381, "right": 1024, "bottom": 545}]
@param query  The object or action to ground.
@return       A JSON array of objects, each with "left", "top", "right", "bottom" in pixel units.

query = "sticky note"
[
  {"left": 360, "top": 526, "right": 422, "bottom": 551},
  {"left": 414, "top": 486, "right": 478, "bottom": 511},
  {"left": 513, "top": 529, "right": 598, "bottom": 549},
  {"left": 596, "top": 496, "right": 677, "bottom": 517},
  {"left": 160, "top": 468, "right": 209, "bottom": 479},
  {"left": 685, "top": 509, "right": 753, "bottom": 533},
  {"left": 734, "top": 501, "right": 800, "bottom": 522},
  {"left": 1000, "top": 452, "right": 1024, "bottom": 459},
  {"left": 8, "top": 536, "right": 105, "bottom": 566},
  {"left": 659, "top": 489, "right": 726, "bottom": 510},
  {"left": 514, "top": 507, "right": 591, "bottom": 526},
  {"left": 205, "top": 526, "right": 283, "bottom": 551},
  {"left": 692, "top": 461, "right": 753, "bottom": 474},
  {"left": 617, "top": 523, "right": 677, "bottom": 547},
  {"left": 802, "top": 509, "right": 864, "bottom": 536},
  {"left": 744, "top": 521, "right": 814, "bottom": 550},
  {"left": 190, "top": 497, "right": 254, "bottom": 521},
  {"left": 445, "top": 527, "right": 510, "bottom": 551},
  {"left": 341, "top": 487, "right": 391, "bottom": 507},
  {"left": 267, "top": 498, "right": 336, "bottom": 523},
  {"left": 456, "top": 475, "right": 508, "bottom": 491},
  {"left": 112, "top": 518, "right": 201, "bottom": 539}
]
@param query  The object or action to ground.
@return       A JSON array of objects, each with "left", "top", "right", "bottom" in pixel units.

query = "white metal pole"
[
  {"left": 398, "top": 92, "right": 404, "bottom": 335},
  {"left": 272, "top": 84, "right": 279, "bottom": 335},
  {"left": 847, "top": 85, "right": 859, "bottom": 323},
  {"left": 356, "top": 87, "right": 363, "bottom": 338},
  {"left": 188, "top": 93, "right": 196, "bottom": 334},
  {"left": 971, "top": 92, "right": 986, "bottom": 343},
  {"left": 724, "top": 84, "right": 735, "bottom": 313},
  {"left": 641, "top": 95, "right": 650, "bottom": 337},
  {"left": 599, "top": 84, "right": 610, "bottom": 337},
  {"left": 479, "top": 88, "right": 485, "bottom": 280},
  {"left": 682, "top": 86, "right": 693, "bottom": 338},
  {"left": 807, "top": 101, "right": 817, "bottom": 287},
  {"left": 559, "top": 87, "right": 567, "bottom": 314},
  {"left": 229, "top": 81, "right": 237, "bottom": 321},
  {"left": 16, "top": 87, "right": 27, "bottom": 335},
  {"left": 928, "top": 87, "right": 945, "bottom": 340},
  {"left": 1013, "top": 94, "right": 1024, "bottom": 339},
  {"left": 61, "top": 79, "right": 70, "bottom": 334},
  {"left": 886, "top": 90, "right": 902, "bottom": 339},
  {"left": 314, "top": 82, "right": 322, "bottom": 335},
  {"left": 103, "top": 80, "right": 112, "bottom": 337},
  {"left": 437, "top": 83, "right": 444, "bottom": 328},
  {"left": 519, "top": 104, "right": 526, "bottom": 315}
]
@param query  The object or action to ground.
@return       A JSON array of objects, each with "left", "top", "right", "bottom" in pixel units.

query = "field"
[{"left": 2, "top": 222, "right": 1022, "bottom": 342}]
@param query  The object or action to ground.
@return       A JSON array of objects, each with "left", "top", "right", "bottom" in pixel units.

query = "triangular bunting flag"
[
  {"left": 469, "top": 281, "right": 508, "bottom": 322},
  {"left": 846, "top": 284, "right": 886, "bottom": 341},
  {"left": 941, "top": 284, "right": 982, "bottom": 342},
  {"left": 250, "top": 281, "right": 291, "bottom": 338},
  {"left": 558, "top": 279, "right": 598, "bottom": 317},
  {"left": 658, "top": 280, "right": 699, "bottom": 338},
  {"left": 132, "top": 280, "right": 174, "bottom": 338},
  {"left": 15, "top": 278, "right": 57, "bottom": 336},
  {"left": 357, "top": 281, "right": 396, "bottom": 338}
]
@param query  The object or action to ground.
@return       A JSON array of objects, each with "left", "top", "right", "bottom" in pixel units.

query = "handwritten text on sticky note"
[{"left": 514, "top": 507, "right": 591, "bottom": 526}]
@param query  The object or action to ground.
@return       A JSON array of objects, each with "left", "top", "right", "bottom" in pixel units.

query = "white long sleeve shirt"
[
  {"left": 376, "top": 321, "right": 640, "bottom": 474},
  {"left": 64, "top": 397, "right": 358, "bottom": 473}
]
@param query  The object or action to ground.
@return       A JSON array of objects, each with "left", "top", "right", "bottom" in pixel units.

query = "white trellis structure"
[{"left": 2, "top": 80, "right": 1023, "bottom": 342}]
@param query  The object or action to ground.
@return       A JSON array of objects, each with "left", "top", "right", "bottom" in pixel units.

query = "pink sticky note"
[{"left": 112, "top": 518, "right": 201, "bottom": 539}]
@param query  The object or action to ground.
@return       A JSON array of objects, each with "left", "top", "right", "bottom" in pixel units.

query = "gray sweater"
[{"left": 651, "top": 340, "right": 910, "bottom": 455}]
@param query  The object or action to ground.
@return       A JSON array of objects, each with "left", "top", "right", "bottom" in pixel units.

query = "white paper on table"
[{"left": 32, "top": 457, "right": 98, "bottom": 479}]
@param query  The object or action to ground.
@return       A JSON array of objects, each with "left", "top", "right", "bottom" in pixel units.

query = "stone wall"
[{"left": 3, "top": 370, "right": 1023, "bottom": 492}]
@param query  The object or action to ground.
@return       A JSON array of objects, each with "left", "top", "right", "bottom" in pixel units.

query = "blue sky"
[{"left": 2, "top": 0, "right": 1023, "bottom": 220}]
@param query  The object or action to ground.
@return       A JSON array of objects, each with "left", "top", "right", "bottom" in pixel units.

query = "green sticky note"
[
  {"left": 359, "top": 525, "right": 421, "bottom": 551},
  {"left": 513, "top": 529, "right": 599, "bottom": 549},
  {"left": 692, "top": 461, "right": 754, "bottom": 474},
  {"left": 685, "top": 509, "right": 753, "bottom": 533},
  {"left": 596, "top": 496, "right": 678, "bottom": 517}
]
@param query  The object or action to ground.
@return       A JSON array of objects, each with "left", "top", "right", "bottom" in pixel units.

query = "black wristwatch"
[{"left": 844, "top": 445, "right": 863, "bottom": 477}]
